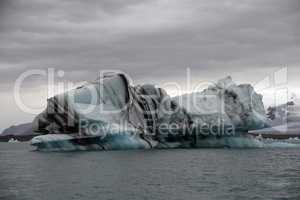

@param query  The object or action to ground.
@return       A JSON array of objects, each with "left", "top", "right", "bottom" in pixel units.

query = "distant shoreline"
[{"left": 0, "top": 134, "right": 38, "bottom": 142}]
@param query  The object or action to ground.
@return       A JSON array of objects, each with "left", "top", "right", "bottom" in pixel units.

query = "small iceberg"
[{"left": 8, "top": 138, "right": 20, "bottom": 143}]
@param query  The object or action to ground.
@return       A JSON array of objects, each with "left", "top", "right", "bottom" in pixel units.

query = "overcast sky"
[{"left": 0, "top": 0, "right": 300, "bottom": 131}]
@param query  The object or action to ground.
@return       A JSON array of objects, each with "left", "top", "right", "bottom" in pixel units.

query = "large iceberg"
[{"left": 31, "top": 74, "right": 271, "bottom": 151}]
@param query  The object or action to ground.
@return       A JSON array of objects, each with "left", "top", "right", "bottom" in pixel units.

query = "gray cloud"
[{"left": 0, "top": 0, "right": 300, "bottom": 130}]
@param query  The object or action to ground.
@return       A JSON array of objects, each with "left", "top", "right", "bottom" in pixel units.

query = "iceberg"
[{"left": 31, "top": 74, "right": 273, "bottom": 151}]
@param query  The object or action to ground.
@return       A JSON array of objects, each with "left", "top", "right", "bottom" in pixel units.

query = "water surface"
[{"left": 1, "top": 143, "right": 300, "bottom": 200}]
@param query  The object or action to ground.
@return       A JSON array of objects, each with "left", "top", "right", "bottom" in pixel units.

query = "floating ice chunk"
[{"left": 31, "top": 134, "right": 73, "bottom": 144}]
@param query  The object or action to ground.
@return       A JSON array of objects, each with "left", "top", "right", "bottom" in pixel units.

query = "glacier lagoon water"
[{"left": 1, "top": 142, "right": 300, "bottom": 200}]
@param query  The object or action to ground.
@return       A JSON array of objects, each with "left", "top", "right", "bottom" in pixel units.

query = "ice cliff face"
[{"left": 173, "top": 76, "right": 269, "bottom": 135}]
